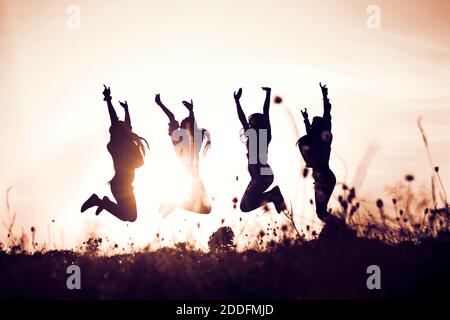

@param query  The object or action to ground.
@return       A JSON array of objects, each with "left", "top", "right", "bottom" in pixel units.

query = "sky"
[{"left": 0, "top": 0, "right": 449, "bottom": 250}]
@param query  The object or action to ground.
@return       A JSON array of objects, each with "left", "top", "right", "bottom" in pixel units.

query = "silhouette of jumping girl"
[
  {"left": 297, "top": 82, "right": 336, "bottom": 222},
  {"left": 155, "top": 94, "right": 212, "bottom": 214},
  {"left": 81, "top": 85, "right": 149, "bottom": 222},
  {"left": 233, "top": 87, "right": 287, "bottom": 213}
]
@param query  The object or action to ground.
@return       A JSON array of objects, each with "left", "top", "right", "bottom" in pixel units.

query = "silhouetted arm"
[
  {"left": 301, "top": 108, "right": 311, "bottom": 134},
  {"left": 106, "top": 100, "right": 119, "bottom": 125},
  {"left": 236, "top": 101, "right": 249, "bottom": 130},
  {"left": 119, "top": 101, "right": 131, "bottom": 129},
  {"left": 234, "top": 88, "right": 249, "bottom": 130},
  {"left": 160, "top": 104, "right": 176, "bottom": 122},
  {"left": 320, "top": 83, "right": 332, "bottom": 130},
  {"left": 182, "top": 99, "right": 195, "bottom": 119},
  {"left": 304, "top": 118, "right": 312, "bottom": 134},
  {"left": 262, "top": 87, "right": 272, "bottom": 139},
  {"left": 155, "top": 94, "right": 176, "bottom": 122},
  {"left": 183, "top": 99, "right": 197, "bottom": 127},
  {"left": 182, "top": 99, "right": 201, "bottom": 133},
  {"left": 103, "top": 85, "right": 118, "bottom": 126},
  {"left": 155, "top": 94, "right": 180, "bottom": 136}
]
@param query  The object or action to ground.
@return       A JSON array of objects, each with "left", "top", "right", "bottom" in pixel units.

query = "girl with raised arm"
[
  {"left": 155, "top": 94, "right": 211, "bottom": 214},
  {"left": 233, "top": 87, "right": 287, "bottom": 213},
  {"left": 297, "top": 82, "right": 336, "bottom": 222},
  {"left": 81, "top": 85, "right": 149, "bottom": 222}
]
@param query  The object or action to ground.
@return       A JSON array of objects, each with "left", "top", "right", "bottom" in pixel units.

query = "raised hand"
[
  {"left": 119, "top": 100, "right": 128, "bottom": 110},
  {"left": 155, "top": 94, "right": 162, "bottom": 106},
  {"left": 182, "top": 99, "right": 194, "bottom": 111},
  {"left": 234, "top": 88, "right": 242, "bottom": 101},
  {"left": 300, "top": 108, "right": 309, "bottom": 119},
  {"left": 319, "top": 82, "right": 328, "bottom": 98},
  {"left": 103, "top": 85, "right": 112, "bottom": 101}
]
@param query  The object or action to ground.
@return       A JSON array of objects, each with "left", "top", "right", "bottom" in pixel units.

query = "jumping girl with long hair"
[
  {"left": 81, "top": 85, "right": 149, "bottom": 222},
  {"left": 154, "top": 94, "right": 212, "bottom": 214},
  {"left": 233, "top": 87, "right": 287, "bottom": 213}
]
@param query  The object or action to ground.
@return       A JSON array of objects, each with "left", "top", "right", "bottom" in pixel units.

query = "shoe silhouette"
[
  {"left": 271, "top": 186, "right": 287, "bottom": 213},
  {"left": 81, "top": 194, "right": 100, "bottom": 212}
]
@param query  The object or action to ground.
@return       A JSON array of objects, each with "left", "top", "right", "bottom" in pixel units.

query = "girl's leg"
[
  {"left": 180, "top": 200, "right": 211, "bottom": 214},
  {"left": 98, "top": 196, "right": 137, "bottom": 222},
  {"left": 81, "top": 194, "right": 101, "bottom": 212},
  {"left": 263, "top": 185, "right": 287, "bottom": 213},
  {"left": 313, "top": 169, "right": 336, "bottom": 221},
  {"left": 98, "top": 183, "right": 137, "bottom": 222},
  {"left": 240, "top": 175, "right": 274, "bottom": 212},
  {"left": 181, "top": 177, "right": 211, "bottom": 214}
]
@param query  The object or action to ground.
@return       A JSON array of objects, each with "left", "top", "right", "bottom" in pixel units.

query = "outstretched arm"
[
  {"left": 262, "top": 87, "right": 272, "bottom": 139},
  {"left": 182, "top": 99, "right": 195, "bottom": 119},
  {"left": 119, "top": 101, "right": 131, "bottom": 129},
  {"left": 155, "top": 94, "right": 179, "bottom": 136},
  {"left": 301, "top": 108, "right": 312, "bottom": 134},
  {"left": 103, "top": 85, "right": 118, "bottom": 126},
  {"left": 182, "top": 99, "right": 200, "bottom": 132},
  {"left": 320, "top": 82, "right": 332, "bottom": 130},
  {"left": 155, "top": 94, "right": 176, "bottom": 122},
  {"left": 234, "top": 88, "right": 249, "bottom": 130}
]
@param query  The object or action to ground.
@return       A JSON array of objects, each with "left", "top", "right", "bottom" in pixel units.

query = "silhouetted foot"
[
  {"left": 320, "top": 213, "right": 339, "bottom": 225},
  {"left": 81, "top": 194, "right": 100, "bottom": 212},
  {"left": 316, "top": 207, "right": 329, "bottom": 221},
  {"left": 198, "top": 204, "right": 212, "bottom": 214},
  {"left": 95, "top": 196, "right": 107, "bottom": 215},
  {"left": 271, "top": 186, "right": 287, "bottom": 213},
  {"left": 189, "top": 202, "right": 212, "bottom": 214},
  {"left": 319, "top": 215, "right": 355, "bottom": 241}
]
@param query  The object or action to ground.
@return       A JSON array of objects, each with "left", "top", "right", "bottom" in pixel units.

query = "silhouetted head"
[
  {"left": 312, "top": 116, "right": 324, "bottom": 132},
  {"left": 248, "top": 113, "right": 266, "bottom": 130},
  {"left": 109, "top": 120, "right": 149, "bottom": 157},
  {"left": 109, "top": 121, "right": 130, "bottom": 140},
  {"left": 180, "top": 117, "right": 194, "bottom": 135},
  {"left": 180, "top": 117, "right": 211, "bottom": 157}
]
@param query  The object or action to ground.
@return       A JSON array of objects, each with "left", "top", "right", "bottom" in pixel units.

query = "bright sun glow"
[{"left": 2, "top": 0, "right": 449, "bottom": 253}]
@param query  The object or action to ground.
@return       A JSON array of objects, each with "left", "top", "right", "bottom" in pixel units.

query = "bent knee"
[
  {"left": 119, "top": 206, "right": 137, "bottom": 222},
  {"left": 201, "top": 206, "right": 212, "bottom": 214},
  {"left": 239, "top": 201, "right": 252, "bottom": 213},
  {"left": 202, "top": 202, "right": 212, "bottom": 214},
  {"left": 126, "top": 207, "right": 138, "bottom": 222}
]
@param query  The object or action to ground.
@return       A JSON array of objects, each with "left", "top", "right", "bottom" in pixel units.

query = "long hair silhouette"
[
  {"left": 81, "top": 85, "right": 149, "bottom": 222},
  {"left": 233, "top": 87, "right": 287, "bottom": 213},
  {"left": 155, "top": 94, "right": 211, "bottom": 214}
]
